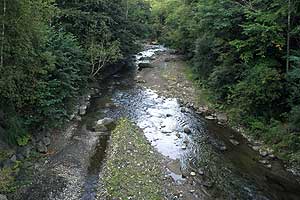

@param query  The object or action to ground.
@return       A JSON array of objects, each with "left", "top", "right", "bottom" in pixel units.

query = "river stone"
[
  {"left": 252, "top": 145, "right": 260, "bottom": 151},
  {"left": 183, "top": 127, "right": 191, "bottom": 134},
  {"left": 181, "top": 144, "right": 187, "bottom": 150},
  {"left": 42, "top": 137, "right": 51, "bottom": 146},
  {"left": 36, "top": 141, "right": 47, "bottom": 153},
  {"left": 198, "top": 169, "right": 204, "bottom": 175},
  {"left": 266, "top": 164, "right": 272, "bottom": 169},
  {"left": 95, "top": 125, "right": 108, "bottom": 132},
  {"left": 79, "top": 105, "right": 87, "bottom": 116},
  {"left": 229, "top": 139, "right": 240, "bottom": 146},
  {"left": 216, "top": 113, "right": 228, "bottom": 123},
  {"left": 97, "top": 118, "right": 115, "bottom": 126},
  {"left": 205, "top": 115, "right": 216, "bottom": 120},
  {"left": 180, "top": 107, "right": 186, "bottom": 113},
  {"left": 10, "top": 154, "right": 17, "bottom": 162},
  {"left": 190, "top": 171, "right": 196, "bottom": 176},
  {"left": 259, "top": 160, "right": 269, "bottom": 165},
  {"left": 0, "top": 194, "right": 8, "bottom": 200},
  {"left": 219, "top": 145, "right": 227, "bottom": 151},
  {"left": 259, "top": 149, "right": 268, "bottom": 157},
  {"left": 138, "top": 63, "right": 152, "bottom": 70},
  {"left": 20, "top": 146, "right": 31, "bottom": 158},
  {"left": 95, "top": 118, "right": 115, "bottom": 132}
]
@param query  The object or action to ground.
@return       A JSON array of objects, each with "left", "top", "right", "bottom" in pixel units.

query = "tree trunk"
[
  {"left": 286, "top": 0, "right": 291, "bottom": 73},
  {"left": 1, "top": 0, "right": 6, "bottom": 69},
  {"left": 125, "top": 0, "right": 129, "bottom": 20}
]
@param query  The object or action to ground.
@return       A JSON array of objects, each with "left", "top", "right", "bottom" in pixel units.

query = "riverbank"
[
  {"left": 183, "top": 64, "right": 300, "bottom": 177},
  {"left": 2, "top": 44, "right": 300, "bottom": 199},
  {"left": 137, "top": 47, "right": 300, "bottom": 177},
  {"left": 131, "top": 45, "right": 300, "bottom": 199}
]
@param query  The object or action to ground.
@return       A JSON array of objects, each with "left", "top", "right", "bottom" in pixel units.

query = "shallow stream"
[{"left": 82, "top": 45, "right": 300, "bottom": 200}]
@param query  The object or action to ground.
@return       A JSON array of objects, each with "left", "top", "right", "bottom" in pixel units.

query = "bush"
[
  {"left": 230, "top": 61, "right": 282, "bottom": 118},
  {"left": 289, "top": 106, "right": 300, "bottom": 132}
]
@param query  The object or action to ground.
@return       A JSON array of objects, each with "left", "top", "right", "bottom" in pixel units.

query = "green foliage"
[
  {"left": 0, "top": 167, "right": 15, "bottom": 193},
  {"left": 230, "top": 61, "right": 282, "bottom": 118},
  {"left": 17, "top": 134, "right": 30, "bottom": 147},
  {"left": 0, "top": 0, "right": 151, "bottom": 143},
  {"left": 151, "top": 0, "right": 300, "bottom": 160}
]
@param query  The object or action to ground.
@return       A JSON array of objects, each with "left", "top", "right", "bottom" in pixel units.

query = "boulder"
[
  {"left": 17, "top": 146, "right": 31, "bottom": 159},
  {"left": 97, "top": 118, "right": 115, "bottom": 126},
  {"left": 79, "top": 105, "right": 88, "bottom": 116},
  {"left": 138, "top": 63, "right": 152, "bottom": 70},
  {"left": 42, "top": 137, "right": 51, "bottom": 146},
  {"left": 36, "top": 141, "right": 47, "bottom": 153},
  {"left": 216, "top": 113, "right": 228, "bottom": 123},
  {"left": 95, "top": 118, "right": 115, "bottom": 132}
]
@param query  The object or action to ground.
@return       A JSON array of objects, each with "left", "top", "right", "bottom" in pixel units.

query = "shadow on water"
[
  {"left": 80, "top": 45, "right": 300, "bottom": 200},
  {"left": 81, "top": 135, "right": 109, "bottom": 200}
]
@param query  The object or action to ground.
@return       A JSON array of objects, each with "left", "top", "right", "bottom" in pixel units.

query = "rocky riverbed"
[{"left": 2, "top": 44, "right": 300, "bottom": 200}]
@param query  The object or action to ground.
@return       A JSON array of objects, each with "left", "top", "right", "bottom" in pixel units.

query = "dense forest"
[
  {"left": 0, "top": 0, "right": 151, "bottom": 144},
  {"left": 150, "top": 0, "right": 300, "bottom": 161}
]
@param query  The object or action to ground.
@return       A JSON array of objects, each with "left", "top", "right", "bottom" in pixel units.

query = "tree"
[{"left": 88, "top": 39, "right": 121, "bottom": 78}]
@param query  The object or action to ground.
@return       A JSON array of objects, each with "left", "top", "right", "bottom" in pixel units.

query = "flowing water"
[{"left": 81, "top": 45, "right": 300, "bottom": 200}]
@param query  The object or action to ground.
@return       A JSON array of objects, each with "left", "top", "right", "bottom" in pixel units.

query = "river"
[{"left": 83, "top": 45, "right": 300, "bottom": 200}]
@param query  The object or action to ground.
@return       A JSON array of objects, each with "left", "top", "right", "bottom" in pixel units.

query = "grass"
[{"left": 101, "top": 118, "right": 164, "bottom": 200}]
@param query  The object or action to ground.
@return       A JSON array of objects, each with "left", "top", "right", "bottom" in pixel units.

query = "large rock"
[
  {"left": 95, "top": 118, "right": 115, "bottom": 132},
  {"left": 79, "top": 105, "right": 88, "bottom": 116},
  {"left": 42, "top": 137, "right": 51, "bottom": 146},
  {"left": 216, "top": 113, "right": 228, "bottom": 123},
  {"left": 0, "top": 194, "right": 8, "bottom": 200},
  {"left": 17, "top": 146, "right": 31, "bottom": 159},
  {"left": 138, "top": 63, "right": 152, "bottom": 70},
  {"left": 36, "top": 141, "right": 47, "bottom": 153}
]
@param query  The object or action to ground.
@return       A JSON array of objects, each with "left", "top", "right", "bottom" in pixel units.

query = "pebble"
[
  {"left": 205, "top": 115, "right": 215, "bottom": 120},
  {"left": 259, "top": 160, "right": 270, "bottom": 165},
  {"left": 181, "top": 145, "right": 187, "bottom": 150},
  {"left": 198, "top": 169, "right": 204, "bottom": 175},
  {"left": 259, "top": 150, "right": 268, "bottom": 157},
  {"left": 229, "top": 139, "right": 240, "bottom": 146},
  {"left": 190, "top": 171, "right": 196, "bottom": 176},
  {"left": 269, "top": 154, "right": 276, "bottom": 159},
  {"left": 176, "top": 133, "right": 181, "bottom": 138},
  {"left": 189, "top": 190, "right": 195, "bottom": 193},
  {"left": 252, "top": 145, "right": 260, "bottom": 151},
  {"left": 220, "top": 146, "right": 227, "bottom": 151},
  {"left": 183, "top": 127, "right": 191, "bottom": 134}
]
